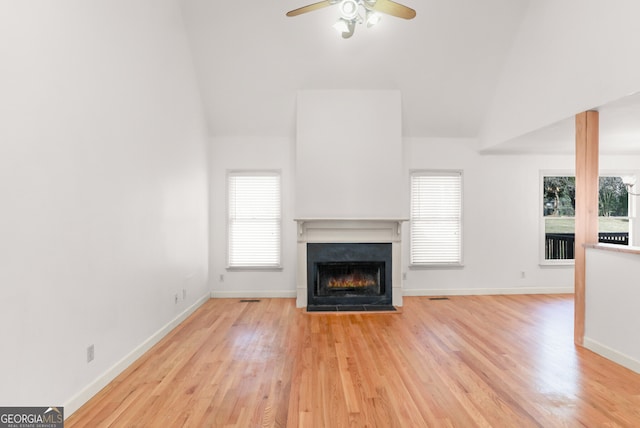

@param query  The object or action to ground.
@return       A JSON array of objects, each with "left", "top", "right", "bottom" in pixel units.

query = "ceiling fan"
[{"left": 286, "top": 0, "right": 416, "bottom": 39}]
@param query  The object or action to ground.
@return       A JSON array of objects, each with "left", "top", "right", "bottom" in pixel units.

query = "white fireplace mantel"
[{"left": 295, "top": 218, "right": 407, "bottom": 308}]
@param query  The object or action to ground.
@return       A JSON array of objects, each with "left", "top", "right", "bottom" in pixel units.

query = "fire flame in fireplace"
[{"left": 328, "top": 274, "right": 376, "bottom": 288}]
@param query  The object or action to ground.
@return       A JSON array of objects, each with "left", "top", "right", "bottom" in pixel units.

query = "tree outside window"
[{"left": 543, "top": 175, "right": 630, "bottom": 262}]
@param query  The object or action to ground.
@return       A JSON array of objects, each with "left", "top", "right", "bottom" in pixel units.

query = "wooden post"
[{"left": 574, "top": 111, "right": 599, "bottom": 346}]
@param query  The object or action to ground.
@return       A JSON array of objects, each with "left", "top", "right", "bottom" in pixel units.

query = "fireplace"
[
  {"left": 295, "top": 219, "right": 405, "bottom": 308},
  {"left": 307, "top": 242, "right": 393, "bottom": 311}
]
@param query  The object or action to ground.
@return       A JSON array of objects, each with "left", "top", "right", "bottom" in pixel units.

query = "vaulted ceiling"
[
  {"left": 482, "top": 92, "right": 640, "bottom": 155},
  {"left": 181, "top": 0, "right": 640, "bottom": 155},
  {"left": 181, "top": 0, "right": 530, "bottom": 139}
]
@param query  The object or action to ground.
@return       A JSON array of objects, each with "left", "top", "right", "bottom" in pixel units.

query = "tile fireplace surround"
[{"left": 295, "top": 219, "right": 406, "bottom": 308}]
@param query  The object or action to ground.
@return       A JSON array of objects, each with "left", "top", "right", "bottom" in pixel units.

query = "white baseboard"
[
  {"left": 211, "top": 290, "right": 297, "bottom": 299},
  {"left": 64, "top": 293, "right": 210, "bottom": 418},
  {"left": 584, "top": 337, "right": 640, "bottom": 374},
  {"left": 402, "top": 286, "right": 574, "bottom": 296},
  {"left": 210, "top": 288, "right": 571, "bottom": 303}
]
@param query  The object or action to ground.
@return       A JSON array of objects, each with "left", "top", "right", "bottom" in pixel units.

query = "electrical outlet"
[
  {"left": 87, "top": 345, "right": 94, "bottom": 363},
  {"left": 174, "top": 293, "right": 178, "bottom": 304},
  {"left": 219, "top": 274, "right": 224, "bottom": 282},
  {"left": 520, "top": 271, "right": 526, "bottom": 279}
]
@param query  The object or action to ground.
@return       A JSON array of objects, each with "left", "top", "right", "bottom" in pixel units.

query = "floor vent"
[
  {"left": 429, "top": 297, "right": 450, "bottom": 301},
  {"left": 240, "top": 299, "right": 261, "bottom": 303}
]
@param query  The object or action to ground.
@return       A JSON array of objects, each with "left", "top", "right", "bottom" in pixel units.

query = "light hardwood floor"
[{"left": 66, "top": 295, "right": 640, "bottom": 427}]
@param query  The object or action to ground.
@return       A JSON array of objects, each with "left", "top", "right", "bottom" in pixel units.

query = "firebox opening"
[
  {"left": 307, "top": 242, "right": 392, "bottom": 310},
  {"left": 316, "top": 262, "right": 383, "bottom": 296}
]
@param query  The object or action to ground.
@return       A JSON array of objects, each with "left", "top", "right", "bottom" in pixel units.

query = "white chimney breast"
[{"left": 295, "top": 90, "right": 405, "bottom": 219}]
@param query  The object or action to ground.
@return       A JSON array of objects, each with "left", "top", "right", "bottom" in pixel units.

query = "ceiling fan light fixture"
[
  {"left": 342, "top": 19, "right": 356, "bottom": 38},
  {"left": 339, "top": 0, "right": 359, "bottom": 20},
  {"left": 333, "top": 18, "right": 356, "bottom": 38},
  {"left": 286, "top": 0, "right": 416, "bottom": 38},
  {"left": 366, "top": 10, "right": 381, "bottom": 27},
  {"left": 333, "top": 18, "right": 351, "bottom": 34}
]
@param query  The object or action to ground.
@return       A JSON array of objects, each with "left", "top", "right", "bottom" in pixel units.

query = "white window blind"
[
  {"left": 410, "top": 171, "right": 462, "bottom": 265},
  {"left": 228, "top": 172, "right": 281, "bottom": 268}
]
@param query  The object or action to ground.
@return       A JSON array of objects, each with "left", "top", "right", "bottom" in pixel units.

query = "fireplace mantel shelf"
[
  {"left": 294, "top": 218, "right": 409, "bottom": 222},
  {"left": 295, "top": 218, "right": 407, "bottom": 240}
]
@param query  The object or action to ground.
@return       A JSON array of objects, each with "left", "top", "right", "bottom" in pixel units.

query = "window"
[
  {"left": 227, "top": 171, "right": 281, "bottom": 268},
  {"left": 410, "top": 171, "right": 463, "bottom": 266},
  {"left": 542, "top": 175, "right": 576, "bottom": 262},
  {"left": 541, "top": 173, "right": 631, "bottom": 264}
]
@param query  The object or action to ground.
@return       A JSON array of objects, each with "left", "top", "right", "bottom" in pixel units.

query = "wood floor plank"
[{"left": 66, "top": 295, "right": 640, "bottom": 427}]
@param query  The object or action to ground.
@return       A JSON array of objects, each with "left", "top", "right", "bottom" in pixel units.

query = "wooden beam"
[{"left": 574, "top": 110, "right": 599, "bottom": 346}]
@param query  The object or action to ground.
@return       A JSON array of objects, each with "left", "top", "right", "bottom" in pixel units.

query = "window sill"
[
  {"left": 409, "top": 263, "right": 464, "bottom": 270},
  {"left": 539, "top": 260, "right": 574, "bottom": 267},
  {"left": 226, "top": 266, "right": 283, "bottom": 272}
]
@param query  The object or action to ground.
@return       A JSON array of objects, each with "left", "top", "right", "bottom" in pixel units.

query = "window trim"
[
  {"left": 539, "top": 170, "right": 635, "bottom": 266},
  {"left": 409, "top": 169, "right": 464, "bottom": 268},
  {"left": 539, "top": 170, "right": 575, "bottom": 266},
  {"left": 226, "top": 169, "right": 283, "bottom": 271}
]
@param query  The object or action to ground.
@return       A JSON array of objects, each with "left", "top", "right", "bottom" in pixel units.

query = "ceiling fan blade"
[
  {"left": 371, "top": 0, "right": 416, "bottom": 19},
  {"left": 286, "top": 1, "right": 332, "bottom": 17}
]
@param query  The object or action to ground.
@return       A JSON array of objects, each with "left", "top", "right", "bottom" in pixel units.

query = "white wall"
[
  {"left": 209, "top": 137, "right": 297, "bottom": 297},
  {"left": 402, "top": 138, "right": 574, "bottom": 294},
  {"left": 481, "top": 0, "right": 640, "bottom": 149},
  {"left": 209, "top": 135, "right": 640, "bottom": 297},
  {"left": 402, "top": 139, "right": 640, "bottom": 295},
  {"left": 0, "top": 0, "right": 209, "bottom": 413},
  {"left": 585, "top": 247, "right": 640, "bottom": 373},
  {"left": 295, "top": 90, "right": 405, "bottom": 219}
]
